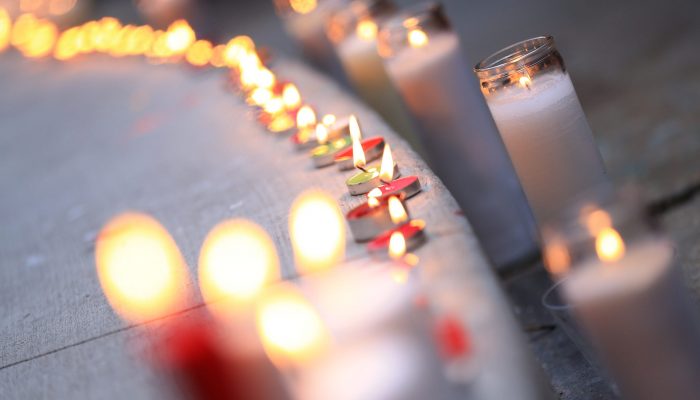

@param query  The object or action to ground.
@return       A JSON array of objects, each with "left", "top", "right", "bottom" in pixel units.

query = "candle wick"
[
  {"left": 357, "top": 165, "right": 368, "bottom": 173},
  {"left": 380, "top": 178, "right": 391, "bottom": 185}
]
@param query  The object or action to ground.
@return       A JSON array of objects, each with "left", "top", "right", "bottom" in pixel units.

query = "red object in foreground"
[
  {"left": 370, "top": 176, "right": 422, "bottom": 201},
  {"left": 153, "top": 315, "right": 289, "bottom": 400},
  {"left": 366, "top": 220, "right": 426, "bottom": 253},
  {"left": 435, "top": 316, "right": 472, "bottom": 359},
  {"left": 333, "top": 137, "right": 384, "bottom": 162}
]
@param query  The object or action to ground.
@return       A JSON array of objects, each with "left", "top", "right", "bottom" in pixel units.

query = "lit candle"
[
  {"left": 367, "top": 176, "right": 421, "bottom": 201},
  {"left": 475, "top": 36, "right": 608, "bottom": 226},
  {"left": 378, "top": 3, "right": 538, "bottom": 268},
  {"left": 367, "top": 219, "right": 425, "bottom": 254},
  {"left": 273, "top": 0, "right": 348, "bottom": 79},
  {"left": 346, "top": 195, "right": 408, "bottom": 242},
  {"left": 346, "top": 142, "right": 399, "bottom": 195},
  {"left": 326, "top": 0, "right": 421, "bottom": 147},
  {"left": 544, "top": 194, "right": 700, "bottom": 400},
  {"left": 290, "top": 105, "right": 319, "bottom": 148},
  {"left": 0, "top": 8, "right": 11, "bottom": 53},
  {"left": 333, "top": 115, "right": 384, "bottom": 170}
]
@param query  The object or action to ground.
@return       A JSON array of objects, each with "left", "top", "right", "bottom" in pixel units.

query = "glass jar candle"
[
  {"left": 475, "top": 36, "right": 608, "bottom": 228},
  {"left": 377, "top": 2, "right": 538, "bottom": 269},
  {"left": 542, "top": 186, "right": 700, "bottom": 400},
  {"left": 273, "top": 0, "right": 348, "bottom": 80},
  {"left": 326, "top": 0, "right": 421, "bottom": 149}
]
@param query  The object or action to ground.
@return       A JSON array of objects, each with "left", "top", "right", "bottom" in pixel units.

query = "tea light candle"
[
  {"left": 346, "top": 143, "right": 399, "bottom": 195},
  {"left": 378, "top": 4, "right": 538, "bottom": 268},
  {"left": 293, "top": 114, "right": 351, "bottom": 150},
  {"left": 367, "top": 176, "right": 421, "bottom": 201},
  {"left": 334, "top": 116, "right": 384, "bottom": 170},
  {"left": 475, "top": 36, "right": 608, "bottom": 225},
  {"left": 346, "top": 195, "right": 408, "bottom": 242},
  {"left": 367, "top": 219, "right": 426, "bottom": 253},
  {"left": 311, "top": 136, "right": 353, "bottom": 168}
]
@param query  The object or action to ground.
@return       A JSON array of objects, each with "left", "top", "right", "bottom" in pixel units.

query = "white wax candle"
[
  {"left": 335, "top": 34, "right": 420, "bottom": 148},
  {"left": 484, "top": 72, "right": 608, "bottom": 225},
  {"left": 563, "top": 238, "right": 700, "bottom": 400},
  {"left": 385, "top": 33, "right": 538, "bottom": 268}
]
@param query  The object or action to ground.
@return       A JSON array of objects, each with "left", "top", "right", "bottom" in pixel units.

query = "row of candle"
[
  {"left": 276, "top": 1, "right": 700, "bottom": 399},
  {"left": 0, "top": 8, "right": 470, "bottom": 399}
]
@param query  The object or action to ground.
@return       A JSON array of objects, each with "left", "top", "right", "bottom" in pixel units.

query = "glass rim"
[{"left": 474, "top": 35, "right": 555, "bottom": 77}]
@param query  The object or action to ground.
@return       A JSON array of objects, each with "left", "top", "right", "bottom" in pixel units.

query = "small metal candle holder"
[
  {"left": 370, "top": 176, "right": 422, "bottom": 201},
  {"left": 311, "top": 137, "right": 353, "bottom": 168},
  {"left": 346, "top": 163, "right": 399, "bottom": 195},
  {"left": 346, "top": 195, "right": 408, "bottom": 242},
  {"left": 366, "top": 219, "right": 426, "bottom": 254}
]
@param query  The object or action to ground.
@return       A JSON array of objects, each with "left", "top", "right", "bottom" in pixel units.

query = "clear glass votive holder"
[
  {"left": 376, "top": 2, "right": 539, "bottom": 269},
  {"left": 474, "top": 36, "right": 608, "bottom": 228},
  {"left": 542, "top": 185, "right": 700, "bottom": 400}
]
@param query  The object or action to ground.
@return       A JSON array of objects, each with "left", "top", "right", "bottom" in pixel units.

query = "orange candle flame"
[
  {"left": 408, "top": 28, "right": 428, "bottom": 48},
  {"left": 379, "top": 143, "right": 394, "bottom": 182},
  {"left": 296, "top": 105, "right": 316, "bottom": 130},
  {"left": 0, "top": 8, "right": 11, "bottom": 53},
  {"left": 185, "top": 39, "right": 213, "bottom": 67},
  {"left": 282, "top": 83, "right": 301, "bottom": 110},
  {"left": 388, "top": 196, "right": 408, "bottom": 225},
  {"left": 389, "top": 231, "right": 407, "bottom": 260},
  {"left": 595, "top": 227, "right": 626, "bottom": 263},
  {"left": 348, "top": 115, "right": 366, "bottom": 169},
  {"left": 289, "top": 0, "right": 318, "bottom": 15},
  {"left": 356, "top": 18, "right": 377, "bottom": 41},
  {"left": 315, "top": 123, "right": 329, "bottom": 145},
  {"left": 164, "top": 19, "right": 195, "bottom": 55}
]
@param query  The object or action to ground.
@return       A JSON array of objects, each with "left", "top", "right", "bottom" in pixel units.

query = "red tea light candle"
[
  {"left": 367, "top": 176, "right": 422, "bottom": 201},
  {"left": 334, "top": 116, "right": 384, "bottom": 170},
  {"left": 368, "top": 219, "right": 426, "bottom": 254},
  {"left": 346, "top": 143, "right": 400, "bottom": 195},
  {"left": 346, "top": 195, "right": 409, "bottom": 242}
]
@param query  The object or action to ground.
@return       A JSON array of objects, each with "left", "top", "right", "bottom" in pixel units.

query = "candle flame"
[
  {"left": 388, "top": 196, "right": 408, "bottom": 225},
  {"left": 379, "top": 143, "right": 394, "bottom": 182},
  {"left": 0, "top": 8, "right": 11, "bottom": 53},
  {"left": 95, "top": 213, "right": 189, "bottom": 323},
  {"left": 256, "top": 284, "right": 328, "bottom": 365},
  {"left": 289, "top": 0, "right": 318, "bottom": 15},
  {"left": 10, "top": 13, "right": 38, "bottom": 49},
  {"left": 519, "top": 75, "right": 532, "bottom": 90},
  {"left": 129, "top": 25, "right": 155, "bottom": 56},
  {"left": 543, "top": 238, "right": 571, "bottom": 276},
  {"left": 255, "top": 67, "right": 276, "bottom": 89},
  {"left": 315, "top": 124, "right": 329, "bottom": 145},
  {"left": 349, "top": 115, "right": 366, "bottom": 169},
  {"left": 21, "top": 18, "right": 57, "bottom": 58},
  {"left": 322, "top": 114, "right": 336, "bottom": 126},
  {"left": 290, "top": 190, "right": 345, "bottom": 274},
  {"left": 282, "top": 83, "right": 301, "bottom": 110},
  {"left": 210, "top": 44, "right": 226, "bottom": 67},
  {"left": 367, "top": 187, "right": 382, "bottom": 200},
  {"left": 164, "top": 19, "right": 195, "bottom": 55},
  {"left": 54, "top": 26, "right": 80, "bottom": 60},
  {"left": 389, "top": 231, "right": 407, "bottom": 260},
  {"left": 368, "top": 195, "right": 380, "bottom": 208},
  {"left": 407, "top": 28, "right": 429, "bottom": 48},
  {"left": 199, "top": 219, "right": 279, "bottom": 312},
  {"left": 263, "top": 96, "right": 284, "bottom": 115},
  {"left": 94, "top": 17, "right": 122, "bottom": 53},
  {"left": 185, "top": 39, "right": 213, "bottom": 67},
  {"left": 223, "top": 35, "right": 255, "bottom": 68},
  {"left": 356, "top": 18, "right": 377, "bottom": 41},
  {"left": 595, "top": 227, "right": 626, "bottom": 263},
  {"left": 249, "top": 87, "right": 273, "bottom": 107},
  {"left": 296, "top": 105, "right": 316, "bottom": 130},
  {"left": 583, "top": 208, "right": 613, "bottom": 236}
]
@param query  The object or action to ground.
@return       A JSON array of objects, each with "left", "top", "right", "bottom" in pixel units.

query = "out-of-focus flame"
[
  {"left": 21, "top": 19, "right": 57, "bottom": 58},
  {"left": 95, "top": 213, "right": 189, "bottom": 323},
  {"left": 543, "top": 238, "right": 570, "bottom": 276},
  {"left": 129, "top": 25, "right": 155, "bottom": 56},
  {"left": 210, "top": 44, "right": 226, "bottom": 68},
  {"left": 407, "top": 28, "right": 428, "bottom": 48},
  {"left": 379, "top": 143, "right": 394, "bottom": 182},
  {"left": 519, "top": 75, "right": 532, "bottom": 90},
  {"left": 148, "top": 29, "right": 171, "bottom": 60},
  {"left": 356, "top": 18, "right": 377, "bottom": 41},
  {"left": 256, "top": 284, "right": 328, "bottom": 366},
  {"left": 282, "top": 83, "right": 301, "bottom": 110},
  {"left": 0, "top": 8, "right": 11, "bottom": 53},
  {"left": 185, "top": 39, "right": 213, "bottom": 67},
  {"left": 367, "top": 195, "right": 380, "bottom": 208},
  {"left": 263, "top": 96, "right": 284, "bottom": 115},
  {"left": 289, "top": 0, "right": 318, "bottom": 15},
  {"left": 290, "top": 190, "right": 345, "bottom": 274},
  {"left": 48, "top": 0, "right": 77, "bottom": 16},
  {"left": 296, "top": 105, "right": 316, "bottom": 130},
  {"left": 388, "top": 196, "right": 408, "bottom": 225},
  {"left": 321, "top": 114, "right": 336, "bottom": 126},
  {"left": 315, "top": 124, "right": 329, "bottom": 145},
  {"left": 223, "top": 35, "right": 255, "bottom": 68},
  {"left": 595, "top": 227, "right": 625, "bottom": 263},
  {"left": 255, "top": 67, "right": 276, "bottom": 89},
  {"left": 199, "top": 219, "right": 280, "bottom": 313},
  {"left": 54, "top": 26, "right": 80, "bottom": 60},
  {"left": 388, "top": 231, "right": 406, "bottom": 260},
  {"left": 93, "top": 17, "right": 121, "bottom": 53},
  {"left": 249, "top": 87, "right": 273, "bottom": 107},
  {"left": 109, "top": 24, "right": 133, "bottom": 57},
  {"left": 348, "top": 115, "right": 365, "bottom": 169},
  {"left": 367, "top": 187, "right": 382, "bottom": 200},
  {"left": 164, "top": 19, "right": 195, "bottom": 55},
  {"left": 239, "top": 53, "right": 263, "bottom": 90},
  {"left": 10, "top": 13, "right": 38, "bottom": 49},
  {"left": 583, "top": 208, "right": 612, "bottom": 236}
]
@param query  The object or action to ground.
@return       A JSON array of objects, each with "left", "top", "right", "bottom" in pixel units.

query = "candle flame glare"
[
  {"left": 129, "top": 25, "right": 155, "bottom": 56},
  {"left": 95, "top": 213, "right": 189, "bottom": 323},
  {"left": 255, "top": 67, "right": 276, "bottom": 89},
  {"left": 199, "top": 219, "right": 280, "bottom": 311},
  {"left": 315, "top": 123, "right": 329, "bottom": 145},
  {"left": 356, "top": 17, "right": 377, "bottom": 41},
  {"left": 595, "top": 227, "right": 626, "bottom": 263},
  {"left": 0, "top": 8, "right": 11, "bottom": 53},
  {"left": 263, "top": 96, "right": 284, "bottom": 115},
  {"left": 348, "top": 115, "right": 366, "bottom": 169},
  {"left": 388, "top": 231, "right": 407, "bottom": 260},
  {"left": 249, "top": 87, "right": 273, "bottom": 107},
  {"left": 584, "top": 208, "right": 613, "bottom": 236},
  {"left": 544, "top": 239, "right": 571, "bottom": 276},
  {"left": 10, "top": 14, "right": 38, "bottom": 49},
  {"left": 367, "top": 187, "right": 382, "bottom": 200},
  {"left": 21, "top": 19, "right": 57, "bottom": 58},
  {"left": 164, "top": 19, "right": 195, "bottom": 55},
  {"left": 93, "top": 17, "right": 121, "bottom": 53},
  {"left": 289, "top": 0, "right": 318, "bottom": 15},
  {"left": 407, "top": 28, "right": 429, "bottom": 48},
  {"left": 368, "top": 196, "right": 380, "bottom": 208},
  {"left": 519, "top": 75, "right": 532, "bottom": 89},
  {"left": 379, "top": 143, "right": 394, "bottom": 182},
  {"left": 388, "top": 196, "right": 408, "bottom": 225},
  {"left": 210, "top": 44, "right": 226, "bottom": 67},
  {"left": 54, "top": 26, "right": 80, "bottom": 60},
  {"left": 256, "top": 284, "right": 328, "bottom": 365},
  {"left": 223, "top": 35, "right": 255, "bottom": 68},
  {"left": 321, "top": 114, "right": 336, "bottom": 126},
  {"left": 185, "top": 39, "right": 213, "bottom": 67},
  {"left": 289, "top": 190, "right": 345, "bottom": 274},
  {"left": 296, "top": 105, "right": 316, "bottom": 130},
  {"left": 282, "top": 83, "right": 301, "bottom": 110}
]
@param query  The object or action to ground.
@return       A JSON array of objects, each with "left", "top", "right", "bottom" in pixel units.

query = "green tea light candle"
[
  {"left": 311, "top": 136, "right": 353, "bottom": 168},
  {"left": 346, "top": 143, "right": 400, "bottom": 195}
]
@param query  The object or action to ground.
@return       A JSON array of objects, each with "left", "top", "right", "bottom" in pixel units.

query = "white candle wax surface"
[
  {"left": 563, "top": 238, "right": 700, "bottom": 400},
  {"left": 385, "top": 33, "right": 538, "bottom": 267},
  {"left": 484, "top": 72, "right": 607, "bottom": 225}
]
